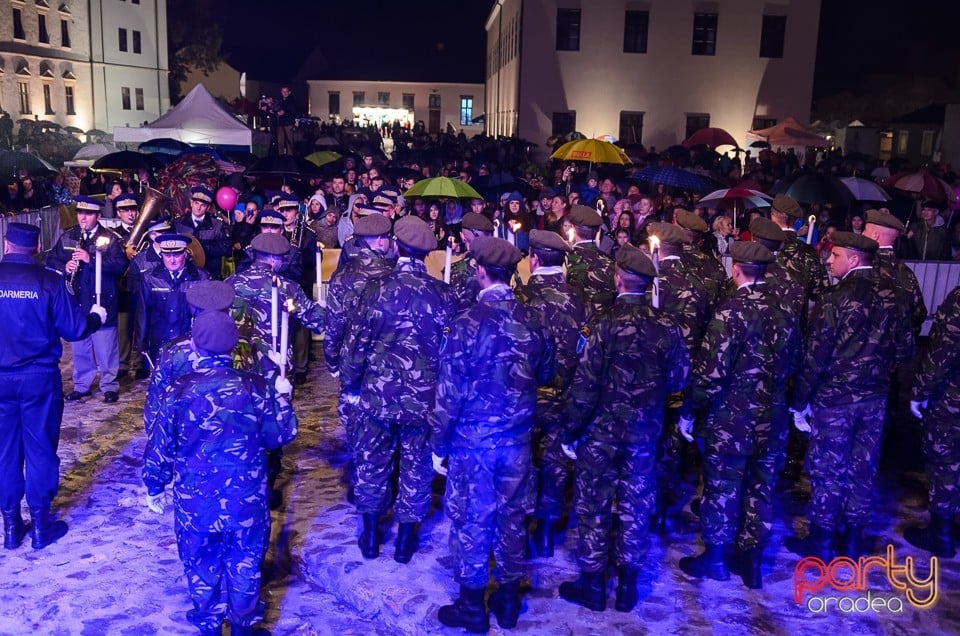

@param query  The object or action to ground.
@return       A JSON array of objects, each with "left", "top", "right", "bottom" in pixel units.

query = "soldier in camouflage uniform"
[
  {"left": 559, "top": 243, "right": 688, "bottom": 612},
  {"left": 340, "top": 216, "right": 457, "bottom": 563},
  {"left": 864, "top": 208, "right": 926, "bottom": 334},
  {"left": 790, "top": 232, "right": 913, "bottom": 560},
  {"left": 235, "top": 210, "right": 302, "bottom": 281},
  {"left": 769, "top": 194, "right": 830, "bottom": 306},
  {"left": 745, "top": 217, "right": 807, "bottom": 322},
  {"left": 677, "top": 242, "right": 800, "bottom": 589},
  {"left": 433, "top": 236, "right": 555, "bottom": 632},
  {"left": 565, "top": 204, "right": 616, "bottom": 320},
  {"left": 449, "top": 212, "right": 494, "bottom": 311},
  {"left": 142, "top": 311, "right": 297, "bottom": 636},
  {"left": 904, "top": 283, "right": 960, "bottom": 558},
  {"left": 674, "top": 209, "right": 726, "bottom": 312},
  {"left": 515, "top": 229, "right": 585, "bottom": 558}
]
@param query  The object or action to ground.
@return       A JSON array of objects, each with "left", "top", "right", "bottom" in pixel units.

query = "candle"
[
  {"left": 443, "top": 236, "right": 453, "bottom": 284},
  {"left": 806, "top": 214, "right": 816, "bottom": 245},
  {"left": 271, "top": 276, "right": 279, "bottom": 354},
  {"left": 508, "top": 220, "right": 520, "bottom": 247},
  {"left": 280, "top": 298, "right": 294, "bottom": 380},
  {"left": 595, "top": 229, "right": 601, "bottom": 248},
  {"left": 648, "top": 236, "right": 661, "bottom": 309},
  {"left": 316, "top": 242, "right": 324, "bottom": 303},
  {"left": 94, "top": 236, "right": 110, "bottom": 305}
]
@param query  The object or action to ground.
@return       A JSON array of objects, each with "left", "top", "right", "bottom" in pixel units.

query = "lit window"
[{"left": 460, "top": 96, "right": 473, "bottom": 126}]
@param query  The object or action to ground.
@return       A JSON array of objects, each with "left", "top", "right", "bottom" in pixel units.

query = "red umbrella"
[
  {"left": 699, "top": 187, "right": 772, "bottom": 229},
  {"left": 883, "top": 170, "right": 957, "bottom": 204},
  {"left": 681, "top": 127, "right": 739, "bottom": 149}
]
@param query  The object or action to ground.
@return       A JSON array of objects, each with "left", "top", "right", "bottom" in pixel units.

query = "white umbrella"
[
  {"left": 64, "top": 143, "right": 121, "bottom": 167},
  {"left": 839, "top": 176, "right": 891, "bottom": 202}
]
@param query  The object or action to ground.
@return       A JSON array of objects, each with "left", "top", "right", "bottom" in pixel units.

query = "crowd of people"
[{"left": 1, "top": 143, "right": 958, "bottom": 635}]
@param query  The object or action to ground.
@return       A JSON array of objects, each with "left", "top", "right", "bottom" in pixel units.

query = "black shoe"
[
  {"left": 532, "top": 518, "right": 554, "bottom": 558},
  {"left": 29, "top": 504, "right": 68, "bottom": 550},
  {"left": 64, "top": 390, "right": 90, "bottom": 401},
  {"left": 904, "top": 514, "right": 956, "bottom": 558},
  {"left": 294, "top": 372, "right": 307, "bottom": 386},
  {"left": 394, "top": 522, "right": 418, "bottom": 564},
  {"left": 614, "top": 566, "right": 641, "bottom": 611},
  {"left": 358, "top": 513, "right": 380, "bottom": 559},
  {"left": 2, "top": 507, "right": 26, "bottom": 550},
  {"left": 733, "top": 547, "right": 763, "bottom": 590},
  {"left": 438, "top": 585, "right": 489, "bottom": 633},
  {"left": 103, "top": 391, "right": 119, "bottom": 403},
  {"left": 559, "top": 570, "right": 606, "bottom": 611},
  {"left": 134, "top": 368, "right": 151, "bottom": 380},
  {"left": 489, "top": 580, "right": 521, "bottom": 628},
  {"left": 839, "top": 524, "right": 868, "bottom": 560},
  {"left": 679, "top": 544, "right": 730, "bottom": 581}
]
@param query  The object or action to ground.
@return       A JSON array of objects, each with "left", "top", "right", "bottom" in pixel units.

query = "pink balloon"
[{"left": 216, "top": 186, "right": 238, "bottom": 211}]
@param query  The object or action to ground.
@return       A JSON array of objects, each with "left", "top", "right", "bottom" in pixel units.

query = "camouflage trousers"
[
  {"left": 338, "top": 395, "right": 359, "bottom": 486},
  {"left": 175, "top": 517, "right": 268, "bottom": 633},
  {"left": 445, "top": 444, "right": 533, "bottom": 588},
  {"left": 701, "top": 447, "right": 782, "bottom": 549},
  {"left": 807, "top": 398, "right": 885, "bottom": 530},
  {"left": 656, "top": 398, "right": 683, "bottom": 487},
  {"left": 922, "top": 406, "right": 960, "bottom": 515},
  {"left": 533, "top": 393, "right": 572, "bottom": 521},
  {"left": 354, "top": 417, "right": 432, "bottom": 522},
  {"left": 574, "top": 438, "right": 656, "bottom": 572}
]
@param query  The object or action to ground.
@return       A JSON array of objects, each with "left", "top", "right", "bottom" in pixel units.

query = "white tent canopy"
[{"left": 112, "top": 84, "right": 261, "bottom": 148}]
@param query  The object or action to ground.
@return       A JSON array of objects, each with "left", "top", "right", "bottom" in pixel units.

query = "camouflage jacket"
[
  {"left": 226, "top": 262, "right": 325, "bottom": 343},
  {"left": 566, "top": 293, "right": 689, "bottom": 447},
  {"left": 875, "top": 247, "right": 927, "bottom": 334},
  {"left": 794, "top": 267, "right": 913, "bottom": 409},
  {"left": 658, "top": 256, "right": 712, "bottom": 355},
  {"left": 237, "top": 243, "right": 302, "bottom": 284},
  {"left": 341, "top": 257, "right": 457, "bottom": 422},
  {"left": 450, "top": 251, "right": 480, "bottom": 311},
  {"left": 682, "top": 284, "right": 800, "bottom": 455},
  {"left": 678, "top": 244, "right": 727, "bottom": 313},
  {"left": 777, "top": 232, "right": 829, "bottom": 302},
  {"left": 912, "top": 285, "right": 960, "bottom": 413},
  {"left": 516, "top": 270, "right": 585, "bottom": 392},
  {"left": 323, "top": 246, "right": 394, "bottom": 372},
  {"left": 566, "top": 242, "right": 616, "bottom": 319},
  {"left": 143, "top": 354, "right": 297, "bottom": 531},
  {"left": 432, "top": 284, "right": 555, "bottom": 455}
]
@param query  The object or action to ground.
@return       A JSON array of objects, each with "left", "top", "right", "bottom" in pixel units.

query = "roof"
[{"left": 891, "top": 104, "right": 947, "bottom": 125}]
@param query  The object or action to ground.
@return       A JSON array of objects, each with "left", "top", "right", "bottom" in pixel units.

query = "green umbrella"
[
  {"left": 403, "top": 176, "right": 482, "bottom": 199},
  {"left": 305, "top": 150, "right": 342, "bottom": 167}
]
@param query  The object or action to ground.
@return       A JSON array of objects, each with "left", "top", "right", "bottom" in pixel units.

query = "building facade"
[
  {"left": 486, "top": 0, "right": 821, "bottom": 158},
  {"left": 0, "top": 0, "right": 169, "bottom": 137}
]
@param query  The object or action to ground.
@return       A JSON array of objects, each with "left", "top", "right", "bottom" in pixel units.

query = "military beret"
[
  {"left": 147, "top": 220, "right": 173, "bottom": 234},
  {"left": 674, "top": 209, "right": 708, "bottom": 232},
  {"left": 115, "top": 194, "right": 139, "bottom": 209},
  {"left": 155, "top": 233, "right": 189, "bottom": 253},
  {"left": 730, "top": 241, "right": 776, "bottom": 264},
  {"left": 4, "top": 222, "right": 40, "bottom": 247},
  {"left": 354, "top": 213, "right": 393, "bottom": 236},
  {"left": 393, "top": 216, "right": 438, "bottom": 252},
  {"left": 186, "top": 280, "right": 235, "bottom": 312},
  {"left": 568, "top": 204, "right": 603, "bottom": 228},
  {"left": 832, "top": 231, "right": 878, "bottom": 253},
  {"left": 864, "top": 208, "right": 904, "bottom": 233},
  {"left": 646, "top": 222, "right": 688, "bottom": 245},
  {"left": 251, "top": 232, "right": 290, "bottom": 256},
  {"left": 74, "top": 195, "right": 103, "bottom": 213},
  {"left": 190, "top": 186, "right": 214, "bottom": 203},
  {"left": 539, "top": 187, "right": 557, "bottom": 199},
  {"left": 276, "top": 197, "right": 300, "bottom": 210},
  {"left": 192, "top": 310, "right": 239, "bottom": 354},
  {"left": 748, "top": 216, "right": 786, "bottom": 243},
  {"left": 772, "top": 194, "right": 803, "bottom": 218},
  {"left": 471, "top": 235, "right": 522, "bottom": 269},
  {"left": 461, "top": 212, "right": 494, "bottom": 232},
  {"left": 259, "top": 210, "right": 284, "bottom": 226},
  {"left": 529, "top": 229, "right": 572, "bottom": 252},
  {"left": 354, "top": 202, "right": 382, "bottom": 216},
  {"left": 615, "top": 242, "right": 657, "bottom": 277}
]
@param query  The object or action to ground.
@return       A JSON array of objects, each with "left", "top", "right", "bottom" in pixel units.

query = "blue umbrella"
[{"left": 633, "top": 166, "right": 718, "bottom": 193}]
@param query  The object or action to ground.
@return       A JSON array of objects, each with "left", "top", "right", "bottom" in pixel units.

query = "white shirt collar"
[{"left": 532, "top": 266, "right": 564, "bottom": 276}]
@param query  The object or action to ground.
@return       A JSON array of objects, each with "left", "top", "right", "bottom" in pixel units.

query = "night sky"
[{"left": 216, "top": 0, "right": 960, "bottom": 98}]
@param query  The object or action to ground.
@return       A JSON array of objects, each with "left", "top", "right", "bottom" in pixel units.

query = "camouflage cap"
[
  {"left": 674, "top": 209, "right": 708, "bottom": 232},
  {"left": 393, "top": 215, "right": 438, "bottom": 251},
  {"left": 748, "top": 216, "right": 786, "bottom": 243},
  {"left": 251, "top": 232, "right": 290, "bottom": 256},
  {"left": 471, "top": 235, "right": 522, "bottom": 269},
  {"left": 354, "top": 213, "right": 393, "bottom": 237},
  {"left": 186, "top": 280, "right": 235, "bottom": 311},
  {"left": 528, "top": 229, "right": 572, "bottom": 252},
  {"left": 832, "top": 230, "right": 878, "bottom": 253},
  {"left": 730, "top": 240, "right": 776, "bottom": 264},
  {"left": 772, "top": 194, "right": 803, "bottom": 218},
  {"left": 568, "top": 204, "right": 603, "bottom": 228},
  {"left": 646, "top": 221, "right": 688, "bottom": 244},
  {"left": 192, "top": 310, "right": 239, "bottom": 354},
  {"left": 615, "top": 242, "right": 656, "bottom": 277},
  {"left": 864, "top": 208, "right": 905, "bottom": 233},
  {"left": 461, "top": 212, "right": 494, "bottom": 232}
]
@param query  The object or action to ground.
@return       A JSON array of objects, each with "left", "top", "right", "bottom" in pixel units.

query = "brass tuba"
[{"left": 126, "top": 186, "right": 170, "bottom": 252}]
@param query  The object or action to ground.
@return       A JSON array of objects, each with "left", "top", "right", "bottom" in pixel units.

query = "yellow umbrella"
[
  {"left": 550, "top": 138, "right": 630, "bottom": 166},
  {"left": 305, "top": 150, "right": 342, "bottom": 167}
]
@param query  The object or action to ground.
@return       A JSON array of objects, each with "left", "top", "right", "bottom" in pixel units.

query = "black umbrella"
[
  {"left": 749, "top": 140, "right": 771, "bottom": 148},
  {"left": 0, "top": 150, "right": 56, "bottom": 178},
  {"left": 770, "top": 172, "right": 854, "bottom": 207},
  {"left": 245, "top": 155, "right": 324, "bottom": 179},
  {"left": 138, "top": 138, "right": 192, "bottom": 156},
  {"left": 91, "top": 150, "right": 162, "bottom": 173},
  {"left": 221, "top": 151, "right": 259, "bottom": 168}
]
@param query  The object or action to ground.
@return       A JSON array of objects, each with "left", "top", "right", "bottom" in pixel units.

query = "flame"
[
  {"left": 566, "top": 228, "right": 576, "bottom": 244},
  {"left": 317, "top": 241, "right": 325, "bottom": 250},
  {"left": 285, "top": 298, "right": 296, "bottom": 312},
  {"left": 448, "top": 236, "right": 455, "bottom": 247},
  {"left": 648, "top": 235, "right": 660, "bottom": 251},
  {"left": 95, "top": 236, "right": 111, "bottom": 250},
  {"left": 508, "top": 220, "right": 521, "bottom": 232}
]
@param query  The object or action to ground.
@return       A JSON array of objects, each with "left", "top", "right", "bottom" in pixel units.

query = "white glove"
[
  {"left": 145, "top": 491, "right": 168, "bottom": 514},
  {"left": 910, "top": 400, "right": 928, "bottom": 419},
  {"left": 267, "top": 349, "right": 282, "bottom": 366},
  {"left": 344, "top": 392, "right": 360, "bottom": 406},
  {"left": 90, "top": 304, "right": 107, "bottom": 323},
  {"left": 678, "top": 417, "right": 695, "bottom": 442},
  {"left": 432, "top": 453, "right": 448, "bottom": 476},
  {"left": 791, "top": 405, "right": 812, "bottom": 433},
  {"left": 561, "top": 442, "right": 578, "bottom": 461},
  {"left": 274, "top": 375, "right": 293, "bottom": 396},
  {"left": 329, "top": 369, "right": 340, "bottom": 379}
]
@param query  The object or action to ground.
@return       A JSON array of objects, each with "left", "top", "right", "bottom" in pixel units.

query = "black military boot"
[
  {"left": 532, "top": 518, "right": 554, "bottom": 557},
  {"left": 679, "top": 544, "right": 730, "bottom": 581},
  {"left": 394, "top": 522, "right": 418, "bottom": 564},
  {"left": 489, "top": 579, "right": 522, "bottom": 628},
  {"left": 559, "top": 570, "right": 606, "bottom": 611},
  {"left": 29, "top": 504, "right": 67, "bottom": 550},
  {"left": 2, "top": 507, "right": 26, "bottom": 550},
  {"left": 438, "top": 585, "right": 489, "bottom": 633},
  {"left": 614, "top": 565, "right": 641, "bottom": 612},
  {"left": 358, "top": 513, "right": 380, "bottom": 559},
  {"left": 735, "top": 547, "right": 763, "bottom": 589},
  {"left": 905, "top": 514, "right": 956, "bottom": 558},
  {"left": 786, "top": 524, "right": 833, "bottom": 561},
  {"left": 839, "top": 524, "right": 869, "bottom": 560}
]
